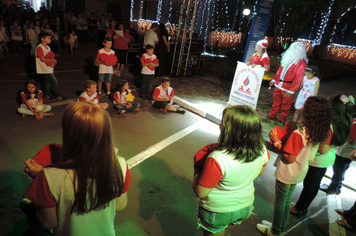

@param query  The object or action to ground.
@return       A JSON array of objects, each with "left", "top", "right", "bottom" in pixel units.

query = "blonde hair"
[{"left": 84, "top": 80, "right": 97, "bottom": 89}]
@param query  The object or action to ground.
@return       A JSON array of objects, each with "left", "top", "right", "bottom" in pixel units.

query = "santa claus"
[{"left": 268, "top": 42, "right": 308, "bottom": 124}]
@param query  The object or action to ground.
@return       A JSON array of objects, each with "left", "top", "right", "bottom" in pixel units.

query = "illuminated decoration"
[
  {"left": 313, "top": 0, "right": 334, "bottom": 46},
  {"left": 139, "top": 0, "right": 144, "bottom": 20},
  {"left": 327, "top": 44, "right": 356, "bottom": 59},
  {"left": 202, "top": 52, "right": 227, "bottom": 58},
  {"left": 156, "top": 0, "right": 163, "bottom": 22},
  {"left": 330, "top": 6, "right": 356, "bottom": 44},
  {"left": 207, "top": 30, "right": 242, "bottom": 48},
  {"left": 297, "top": 39, "right": 312, "bottom": 51},
  {"left": 167, "top": 1, "right": 173, "bottom": 23},
  {"left": 130, "top": 0, "right": 136, "bottom": 22}
]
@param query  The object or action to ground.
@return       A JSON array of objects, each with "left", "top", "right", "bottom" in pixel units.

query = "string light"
[
  {"left": 327, "top": 44, "right": 356, "bottom": 59},
  {"left": 314, "top": 0, "right": 334, "bottom": 46},
  {"left": 130, "top": 0, "right": 135, "bottom": 22},
  {"left": 156, "top": 0, "right": 162, "bottom": 22}
]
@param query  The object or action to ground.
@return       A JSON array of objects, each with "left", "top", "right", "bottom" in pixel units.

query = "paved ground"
[{"left": 0, "top": 44, "right": 356, "bottom": 236}]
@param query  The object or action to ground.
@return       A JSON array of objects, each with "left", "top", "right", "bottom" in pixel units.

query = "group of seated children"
[{"left": 17, "top": 37, "right": 185, "bottom": 118}]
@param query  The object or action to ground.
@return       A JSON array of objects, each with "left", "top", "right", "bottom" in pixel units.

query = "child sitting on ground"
[
  {"left": 17, "top": 79, "right": 53, "bottom": 119},
  {"left": 96, "top": 37, "right": 117, "bottom": 98},
  {"left": 113, "top": 79, "right": 140, "bottom": 115},
  {"left": 152, "top": 77, "right": 185, "bottom": 114},
  {"left": 64, "top": 30, "right": 78, "bottom": 57},
  {"left": 78, "top": 80, "right": 109, "bottom": 109}
]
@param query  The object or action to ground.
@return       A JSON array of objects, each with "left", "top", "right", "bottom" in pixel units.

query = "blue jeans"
[
  {"left": 18, "top": 105, "right": 52, "bottom": 115},
  {"left": 272, "top": 180, "right": 296, "bottom": 235},
  {"left": 114, "top": 103, "right": 140, "bottom": 113},
  {"left": 329, "top": 154, "right": 352, "bottom": 191},
  {"left": 43, "top": 73, "right": 61, "bottom": 98},
  {"left": 197, "top": 205, "right": 253, "bottom": 234},
  {"left": 98, "top": 73, "right": 113, "bottom": 83},
  {"left": 140, "top": 74, "right": 154, "bottom": 98}
]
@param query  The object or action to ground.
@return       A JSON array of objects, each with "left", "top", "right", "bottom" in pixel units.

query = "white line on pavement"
[
  {"left": 127, "top": 122, "right": 201, "bottom": 169},
  {"left": 286, "top": 205, "right": 328, "bottom": 233},
  {"left": 328, "top": 195, "right": 346, "bottom": 236}
]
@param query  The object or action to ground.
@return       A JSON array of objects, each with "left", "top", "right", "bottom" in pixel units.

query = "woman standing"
[
  {"left": 247, "top": 38, "right": 270, "bottom": 71},
  {"left": 155, "top": 23, "right": 170, "bottom": 76}
]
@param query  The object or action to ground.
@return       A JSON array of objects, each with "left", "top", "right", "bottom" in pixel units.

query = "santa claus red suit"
[{"left": 269, "top": 42, "right": 308, "bottom": 123}]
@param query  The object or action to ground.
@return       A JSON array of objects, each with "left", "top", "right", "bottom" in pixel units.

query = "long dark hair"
[
  {"left": 301, "top": 96, "right": 332, "bottom": 145},
  {"left": 23, "top": 79, "right": 40, "bottom": 99},
  {"left": 115, "top": 80, "right": 129, "bottom": 96},
  {"left": 56, "top": 102, "right": 124, "bottom": 214},
  {"left": 329, "top": 94, "right": 353, "bottom": 146},
  {"left": 216, "top": 105, "right": 265, "bottom": 162}
]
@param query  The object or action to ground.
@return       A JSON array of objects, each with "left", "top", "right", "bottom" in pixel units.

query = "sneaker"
[
  {"left": 176, "top": 108, "right": 185, "bottom": 114},
  {"left": 326, "top": 189, "right": 341, "bottom": 195},
  {"left": 257, "top": 223, "right": 277, "bottom": 236},
  {"left": 56, "top": 96, "right": 69, "bottom": 101},
  {"left": 106, "top": 93, "right": 111, "bottom": 98},
  {"left": 44, "top": 95, "right": 51, "bottom": 99},
  {"left": 319, "top": 183, "right": 329, "bottom": 191},
  {"left": 98, "top": 93, "right": 102, "bottom": 99},
  {"left": 262, "top": 220, "right": 272, "bottom": 227},
  {"left": 160, "top": 108, "right": 167, "bottom": 114},
  {"left": 290, "top": 203, "right": 307, "bottom": 216},
  {"left": 118, "top": 110, "right": 125, "bottom": 115}
]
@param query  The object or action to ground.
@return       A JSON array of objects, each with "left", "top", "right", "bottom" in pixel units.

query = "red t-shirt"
[{"left": 249, "top": 53, "right": 270, "bottom": 66}]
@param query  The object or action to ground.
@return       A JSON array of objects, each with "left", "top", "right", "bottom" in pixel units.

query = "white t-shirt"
[
  {"left": 336, "top": 118, "right": 356, "bottom": 158},
  {"left": 96, "top": 48, "right": 115, "bottom": 74},
  {"left": 275, "top": 128, "right": 319, "bottom": 184},
  {"left": 143, "top": 29, "right": 158, "bottom": 48},
  {"left": 152, "top": 85, "right": 174, "bottom": 99},
  {"left": 113, "top": 89, "right": 132, "bottom": 105},
  {"left": 78, "top": 91, "right": 99, "bottom": 104},
  {"left": 141, "top": 53, "right": 158, "bottom": 75},
  {"left": 198, "top": 148, "right": 269, "bottom": 213},
  {"left": 36, "top": 43, "right": 54, "bottom": 74}
]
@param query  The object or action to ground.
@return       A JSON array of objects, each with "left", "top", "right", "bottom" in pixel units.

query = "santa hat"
[{"left": 257, "top": 39, "right": 268, "bottom": 49}]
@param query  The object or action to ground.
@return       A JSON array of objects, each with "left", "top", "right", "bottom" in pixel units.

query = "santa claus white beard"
[{"left": 280, "top": 42, "right": 308, "bottom": 67}]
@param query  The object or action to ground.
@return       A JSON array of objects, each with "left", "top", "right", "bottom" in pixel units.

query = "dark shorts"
[
  {"left": 152, "top": 101, "right": 180, "bottom": 109},
  {"left": 114, "top": 49, "right": 127, "bottom": 64}
]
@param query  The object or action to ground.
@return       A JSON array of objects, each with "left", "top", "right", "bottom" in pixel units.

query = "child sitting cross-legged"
[
  {"left": 113, "top": 79, "right": 140, "bottom": 115},
  {"left": 152, "top": 77, "right": 185, "bottom": 114},
  {"left": 78, "top": 80, "right": 109, "bottom": 109}
]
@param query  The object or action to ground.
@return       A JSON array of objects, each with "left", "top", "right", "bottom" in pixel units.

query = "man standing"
[
  {"left": 143, "top": 23, "right": 159, "bottom": 50},
  {"left": 268, "top": 42, "right": 308, "bottom": 124}
]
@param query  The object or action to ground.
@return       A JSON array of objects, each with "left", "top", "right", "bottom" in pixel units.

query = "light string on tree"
[{"left": 156, "top": 0, "right": 162, "bottom": 22}]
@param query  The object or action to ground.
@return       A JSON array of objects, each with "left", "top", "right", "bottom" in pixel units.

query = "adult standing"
[
  {"left": 268, "top": 42, "right": 308, "bottom": 124},
  {"left": 106, "top": 19, "right": 116, "bottom": 39},
  {"left": 247, "top": 38, "right": 270, "bottom": 71},
  {"left": 143, "top": 23, "right": 158, "bottom": 50},
  {"left": 87, "top": 12, "right": 98, "bottom": 46},
  {"left": 155, "top": 23, "right": 170, "bottom": 76},
  {"left": 113, "top": 23, "right": 134, "bottom": 74}
]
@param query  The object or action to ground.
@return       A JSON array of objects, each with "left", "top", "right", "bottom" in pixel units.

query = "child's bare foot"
[
  {"left": 160, "top": 108, "right": 167, "bottom": 114},
  {"left": 35, "top": 112, "right": 44, "bottom": 120},
  {"left": 118, "top": 110, "right": 125, "bottom": 115},
  {"left": 134, "top": 108, "right": 140, "bottom": 112},
  {"left": 44, "top": 113, "right": 54, "bottom": 117}
]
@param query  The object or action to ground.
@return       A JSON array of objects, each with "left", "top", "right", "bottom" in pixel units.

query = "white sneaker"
[
  {"left": 257, "top": 223, "right": 276, "bottom": 236},
  {"left": 262, "top": 220, "right": 272, "bottom": 227}
]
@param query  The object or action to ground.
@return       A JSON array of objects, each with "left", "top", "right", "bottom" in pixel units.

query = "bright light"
[{"left": 243, "top": 9, "right": 251, "bottom": 16}]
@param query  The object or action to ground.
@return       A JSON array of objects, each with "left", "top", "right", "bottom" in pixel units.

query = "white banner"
[{"left": 228, "top": 62, "right": 266, "bottom": 110}]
